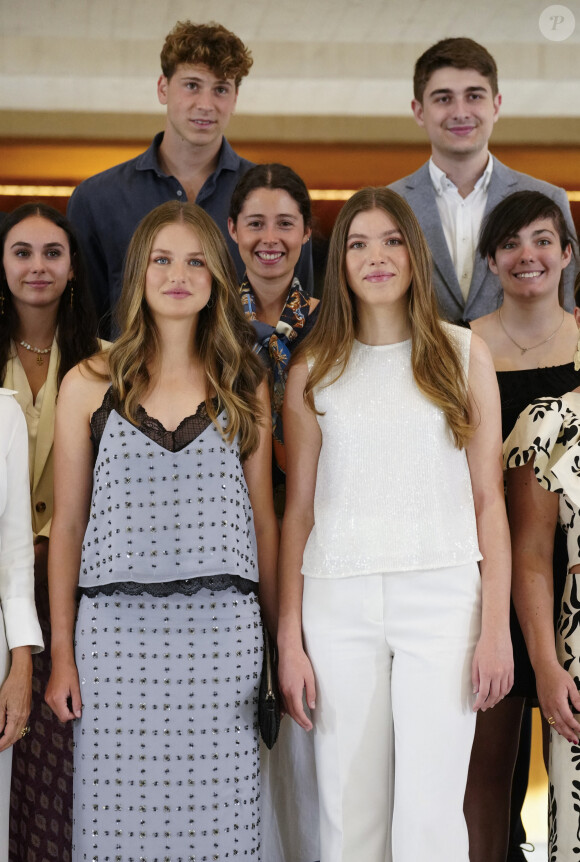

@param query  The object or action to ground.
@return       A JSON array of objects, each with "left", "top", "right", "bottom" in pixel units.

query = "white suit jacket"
[{"left": 0, "top": 389, "right": 43, "bottom": 658}]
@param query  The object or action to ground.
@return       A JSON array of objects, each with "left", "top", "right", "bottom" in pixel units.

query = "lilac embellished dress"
[{"left": 72, "top": 389, "right": 263, "bottom": 860}]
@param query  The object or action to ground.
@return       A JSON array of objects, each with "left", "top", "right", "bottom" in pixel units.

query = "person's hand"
[
  {"left": 45, "top": 658, "right": 82, "bottom": 723},
  {"left": 472, "top": 629, "right": 514, "bottom": 711},
  {"left": 535, "top": 660, "right": 580, "bottom": 744},
  {"left": 278, "top": 643, "right": 316, "bottom": 731},
  {"left": 0, "top": 647, "right": 32, "bottom": 752}
]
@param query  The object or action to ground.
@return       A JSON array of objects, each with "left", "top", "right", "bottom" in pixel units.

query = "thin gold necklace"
[{"left": 498, "top": 307, "right": 565, "bottom": 355}]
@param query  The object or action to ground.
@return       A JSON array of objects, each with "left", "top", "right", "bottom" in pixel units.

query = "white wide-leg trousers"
[{"left": 302, "top": 562, "right": 481, "bottom": 862}]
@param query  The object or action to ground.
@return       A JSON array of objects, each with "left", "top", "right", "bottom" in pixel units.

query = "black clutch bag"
[{"left": 258, "top": 627, "right": 281, "bottom": 749}]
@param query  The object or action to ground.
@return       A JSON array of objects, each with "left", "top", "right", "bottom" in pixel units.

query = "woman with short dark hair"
[{"left": 468, "top": 190, "right": 580, "bottom": 862}]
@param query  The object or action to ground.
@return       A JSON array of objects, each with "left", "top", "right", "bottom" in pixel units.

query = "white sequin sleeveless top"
[{"left": 302, "top": 324, "right": 482, "bottom": 578}]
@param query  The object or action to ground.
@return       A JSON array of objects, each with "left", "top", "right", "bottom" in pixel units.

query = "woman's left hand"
[
  {"left": 0, "top": 646, "right": 33, "bottom": 751},
  {"left": 472, "top": 629, "right": 514, "bottom": 712}
]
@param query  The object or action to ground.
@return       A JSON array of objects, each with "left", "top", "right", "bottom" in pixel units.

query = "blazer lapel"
[
  {"left": 467, "top": 157, "right": 519, "bottom": 308},
  {"left": 403, "top": 165, "right": 464, "bottom": 310},
  {"left": 32, "top": 340, "right": 58, "bottom": 494}
]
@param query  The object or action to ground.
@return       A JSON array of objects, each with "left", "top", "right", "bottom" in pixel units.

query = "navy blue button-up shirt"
[{"left": 68, "top": 132, "right": 312, "bottom": 337}]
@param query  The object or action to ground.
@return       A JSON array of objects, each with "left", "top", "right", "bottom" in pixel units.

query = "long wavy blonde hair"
[
  {"left": 106, "top": 201, "right": 264, "bottom": 458},
  {"left": 299, "top": 187, "right": 473, "bottom": 448}
]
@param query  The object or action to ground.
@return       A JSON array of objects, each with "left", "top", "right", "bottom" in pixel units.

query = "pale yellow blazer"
[
  {"left": 3, "top": 341, "right": 58, "bottom": 539},
  {"left": 3, "top": 339, "right": 109, "bottom": 539}
]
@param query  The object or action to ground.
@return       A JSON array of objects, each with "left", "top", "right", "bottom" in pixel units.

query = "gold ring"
[
  {"left": 20, "top": 725, "right": 30, "bottom": 738},
  {"left": 547, "top": 716, "right": 556, "bottom": 726}
]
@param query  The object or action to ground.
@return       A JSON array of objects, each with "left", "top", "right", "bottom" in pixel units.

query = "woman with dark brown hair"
[
  {"left": 0, "top": 203, "right": 101, "bottom": 862},
  {"left": 229, "top": 164, "right": 320, "bottom": 862}
]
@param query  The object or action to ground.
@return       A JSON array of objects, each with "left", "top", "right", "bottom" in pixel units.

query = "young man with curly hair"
[{"left": 68, "top": 21, "right": 310, "bottom": 336}]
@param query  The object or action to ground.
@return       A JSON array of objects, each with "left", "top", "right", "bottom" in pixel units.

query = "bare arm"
[
  {"left": 242, "top": 381, "right": 280, "bottom": 637},
  {"left": 507, "top": 460, "right": 580, "bottom": 743},
  {"left": 45, "top": 367, "right": 104, "bottom": 722},
  {"left": 465, "top": 334, "right": 514, "bottom": 711},
  {"left": 277, "top": 359, "right": 322, "bottom": 731}
]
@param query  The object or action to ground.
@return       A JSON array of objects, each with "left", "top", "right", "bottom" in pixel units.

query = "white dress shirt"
[{"left": 429, "top": 156, "right": 493, "bottom": 300}]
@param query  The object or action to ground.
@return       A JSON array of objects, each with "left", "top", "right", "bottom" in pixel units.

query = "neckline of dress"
[
  {"left": 496, "top": 361, "right": 577, "bottom": 376},
  {"left": 135, "top": 397, "right": 217, "bottom": 435},
  {"left": 354, "top": 337, "right": 411, "bottom": 350}
]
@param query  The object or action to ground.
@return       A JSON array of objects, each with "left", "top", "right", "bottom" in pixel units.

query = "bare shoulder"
[
  {"left": 467, "top": 333, "right": 501, "bottom": 410},
  {"left": 59, "top": 357, "right": 111, "bottom": 418},
  {"left": 469, "top": 332, "right": 495, "bottom": 375},
  {"left": 83, "top": 350, "right": 110, "bottom": 377},
  {"left": 469, "top": 312, "right": 498, "bottom": 340}
]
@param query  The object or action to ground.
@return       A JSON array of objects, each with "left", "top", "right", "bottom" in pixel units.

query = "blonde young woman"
[
  {"left": 278, "top": 188, "right": 513, "bottom": 862},
  {"left": 45, "top": 201, "right": 278, "bottom": 860}
]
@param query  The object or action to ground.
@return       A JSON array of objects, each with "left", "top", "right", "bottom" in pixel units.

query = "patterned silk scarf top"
[{"left": 239, "top": 275, "right": 317, "bottom": 472}]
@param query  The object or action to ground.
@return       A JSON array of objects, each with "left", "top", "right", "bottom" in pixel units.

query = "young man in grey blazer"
[{"left": 389, "top": 38, "right": 576, "bottom": 323}]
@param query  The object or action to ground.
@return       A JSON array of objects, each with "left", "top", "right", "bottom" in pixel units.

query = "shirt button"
[
  {"left": 35, "top": 501, "right": 46, "bottom": 513},
  {"left": 177, "top": 190, "right": 183, "bottom": 197}
]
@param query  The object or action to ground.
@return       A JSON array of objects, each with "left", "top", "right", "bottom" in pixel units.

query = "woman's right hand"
[
  {"left": 278, "top": 643, "right": 316, "bottom": 731},
  {"left": 45, "top": 658, "right": 82, "bottom": 722},
  {"left": 535, "top": 660, "right": 580, "bottom": 744}
]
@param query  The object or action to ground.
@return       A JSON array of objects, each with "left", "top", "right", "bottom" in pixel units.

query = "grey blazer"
[{"left": 389, "top": 157, "right": 577, "bottom": 322}]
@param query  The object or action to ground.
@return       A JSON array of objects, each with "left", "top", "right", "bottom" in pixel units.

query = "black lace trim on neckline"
[
  {"left": 79, "top": 574, "right": 258, "bottom": 599},
  {"left": 90, "top": 386, "right": 221, "bottom": 453}
]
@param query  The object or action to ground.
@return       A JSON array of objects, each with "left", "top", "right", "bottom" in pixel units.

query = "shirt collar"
[
  {"left": 135, "top": 133, "right": 241, "bottom": 178},
  {"left": 135, "top": 132, "right": 165, "bottom": 174},
  {"left": 429, "top": 154, "right": 493, "bottom": 196}
]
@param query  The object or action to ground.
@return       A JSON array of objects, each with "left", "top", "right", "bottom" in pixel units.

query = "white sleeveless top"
[{"left": 302, "top": 324, "right": 482, "bottom": 578}]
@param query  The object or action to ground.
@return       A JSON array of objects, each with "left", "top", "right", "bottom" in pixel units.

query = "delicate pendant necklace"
[
  {"left": 498, "top": 308, "right": 565, "bottom": 355},
  {"left": 18, "top": 340, "right": 52, "bottom": 366}
]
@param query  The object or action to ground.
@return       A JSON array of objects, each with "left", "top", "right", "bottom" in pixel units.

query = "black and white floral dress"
[{"left": 504, "top": 391, "right": 580, "bottom": 862}]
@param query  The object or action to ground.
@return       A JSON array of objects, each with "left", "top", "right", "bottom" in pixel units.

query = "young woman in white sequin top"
[
  {"left": 277, "top": 187, "right": 513, "bottom": 862},
  {"left": 45, "top": 201, "right": 278, "bottom": 860}
]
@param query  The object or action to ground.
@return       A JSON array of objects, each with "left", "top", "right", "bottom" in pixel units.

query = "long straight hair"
[
  {"left": 299, "top": 187, "right": 473, "bottom": 448},
  {"left": 106, "top": 201, "right": 265, "bottom": 459}
]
